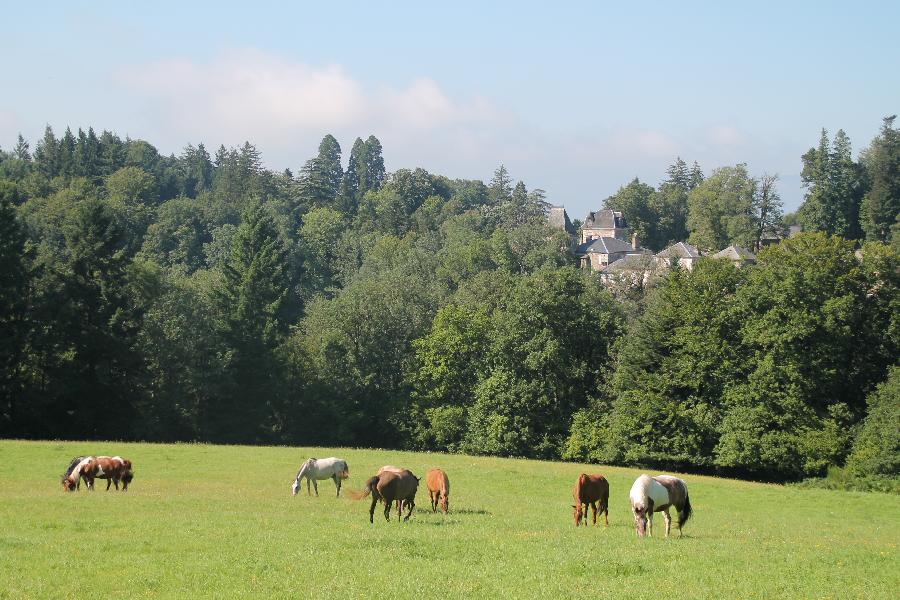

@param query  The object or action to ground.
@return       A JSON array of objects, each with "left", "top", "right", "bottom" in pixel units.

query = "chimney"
[{"left": 631, "top": 233, "right": 639, "bottom": 250}]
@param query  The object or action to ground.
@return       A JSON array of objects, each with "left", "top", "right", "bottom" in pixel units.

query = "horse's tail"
[
  {"left": 348, "top": 475, "right": 379, "bottom": 501},
  {"left": 678, "top": 490, "right": 693, "bottom": 528}
]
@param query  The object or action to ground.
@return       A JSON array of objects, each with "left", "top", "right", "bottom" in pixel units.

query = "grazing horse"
[
  {"left": 80, "top": 456, "right": 134, "bottom": 491},
  {"left": 425, "top": 469, "right": 450, "bottom": 514},
  {"left": 629, "top": 474, "right": 692, "bottom": 538},
  {"left": 291, "top": 457, "right": 349, "bottom": 497},
  {"left": 571, "top": 473, "right": 609, "bottom": 527},
  {"left": 358, "top": 469, "right": 419, "bottom": 523},
  {"left": 61, "top": 456, "right": 93, "bottom": 492}
]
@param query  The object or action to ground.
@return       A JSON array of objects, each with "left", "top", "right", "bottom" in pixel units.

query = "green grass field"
[{"left": 0, "top": 440, "right": 897, "bottom": 599}]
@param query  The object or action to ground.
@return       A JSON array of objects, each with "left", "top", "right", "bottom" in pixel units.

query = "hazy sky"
[{"left": 2, "top": 1, "right": 897, "bottom": 217}]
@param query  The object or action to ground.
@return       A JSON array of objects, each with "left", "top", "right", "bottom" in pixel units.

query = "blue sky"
[{"left": 2, "top": 1, "right": 897, "bottom": 217}]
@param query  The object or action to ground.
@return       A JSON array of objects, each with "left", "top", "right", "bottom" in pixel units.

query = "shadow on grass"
[{"left": 413, "top": 507, "right": 492, "bottom": 516}]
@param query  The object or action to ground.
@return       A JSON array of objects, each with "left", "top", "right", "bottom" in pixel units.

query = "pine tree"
[
  {"left": 13, "top": 135, "right": 30, "bottom": 161},
  {"left": 798, "top": 128, "right": 865, "bottom": 238},
  {"left": 490, "top": 164, "right": 513, "bottom": 205},
  {"left": 666, "top": 157, "right": 690, "bottom": 189},
  {"left": 688, "top": 161, "right": 704, "bottom": 190},
  {"left": 213, "top": 200, "right": 288, "bottom": 441},
  {"left": 0, "top": 196, "right": 30, "bottom": 434},
  {"left": 58, "top": 127, "right": 77, "bottom": 179},
  {"left": 860, "top": 116, "right": 900, "bottom": 242},
  {"left": 361, "top": 135, "right": 385, "bottom": 194},
  {"left": 33, "top": 125, "right": 59, "bottom": 179}
]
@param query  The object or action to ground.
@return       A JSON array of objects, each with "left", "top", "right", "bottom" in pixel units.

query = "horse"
[
  {"left": 425, "top": 468, "right": 450, "bottom": 514},
  {"left": 571, "top": 473, "right": 609, "bottom": 527},
  {"left": 80, "top": 456, "right": 134, "bottom": 491},
  {"left": 61, "top": 456, "right": 93, "bottom": 492},
  {"left": 291, "top": 457, "right": 349, "bottom": 497},
  {"left": 629, "top": 474, "right": 692, "bottom": 538},
  {"left": 358, "top": 469, "right": 419, "bottom": 523}
]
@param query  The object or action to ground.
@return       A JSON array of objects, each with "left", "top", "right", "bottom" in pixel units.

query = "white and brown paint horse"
[
  {"left": 61, "top": 456, "right": 133, "bottom": 492},
  {"left": 291, "top": 457, "right": 349, "bottom": 497},
  {"left": 629, "top": 474, "right": 692, "bottom": 538},
  {"left": 61, "top": 456, "right": 93, "bottom": 491},
  {"left": 81, "top": 456, "right": 134, "bottom": 491}
]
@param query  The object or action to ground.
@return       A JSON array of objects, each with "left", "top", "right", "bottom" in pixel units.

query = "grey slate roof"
[
  {"left": 576, "top": 236, "right": 636, "bottom": 255},
  {"left": 656, "top": 242, "right": 702, "bottom": 259},
  {"left": 600, "top": 252, "right": 654, "bottom": 273},
  {"left": 583, "top": 209, "right": 627, "bottom": 230},
  {"left": 713, "top": 245, "right": 756, "bottom": 262},
  {"left": 547, "top": 206, "right": 576, "bottom": 235}
]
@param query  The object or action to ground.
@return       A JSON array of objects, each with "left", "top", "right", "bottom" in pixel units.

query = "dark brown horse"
[
  {"left": 359, "top": 469, "right": 419, "bottom": 523},
  {"left": 572, "top": 473, "right": 609, "bottom": 527},
  {"left": 80, "top": 456, "right": 134, "bottom": 491},
  {"left": 425, "top": 468, "right": 450, "bottom": 514}
]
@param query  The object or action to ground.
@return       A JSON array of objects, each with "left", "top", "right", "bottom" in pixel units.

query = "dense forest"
[{"left": 0, "top": 118, "right": 897, "bottom": 485}]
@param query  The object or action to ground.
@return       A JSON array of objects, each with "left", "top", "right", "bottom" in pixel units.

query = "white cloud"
[
  {"left": 109, "top": 49, "right": 802, "bottom": 214},
  {"left": 708, "top": 125, "right": 745, "bottom": 147},
  {"left": 0, "top": 110, "right": 23, "bottom": 147}
]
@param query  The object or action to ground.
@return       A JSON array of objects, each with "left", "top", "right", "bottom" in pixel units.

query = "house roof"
[
  {"left": 547, "top": 206, "right": 575, "bottom": 235},
  {"left": 656, "top": 242, "right": 702, "bottom": 259},
  {"left": 713, "top": 245, "right": 756, "bottom": 262},
  {"left": 583, "top": 209, "right": 627, "bottom": 230},
  {"left": 600, "top": 252, "right": 654, "bottom": 273},
  {"left": 576, "top": 236, "right": 636, "bottom": 255}
]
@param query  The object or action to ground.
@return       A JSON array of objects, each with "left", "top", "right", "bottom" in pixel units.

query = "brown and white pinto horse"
[
  {"left": 61, "top": 456, "right": 93, "bottom": 491},
  {"left": 571, "top": 473, "right": 609, "bottom": 527},
  {"left": 629, "top": 474, "right": 692, "bottom": 538},
  {"left": 80, "top": 456, "right": 134, "bottom": 491},
  {"left": 425, "top": 468, "right": 450, "bottom": 514}
]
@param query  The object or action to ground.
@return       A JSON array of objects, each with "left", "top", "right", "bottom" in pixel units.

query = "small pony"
[
  {"left": 61, "top": 456, "right": 93, "bottom": 491},
  {"left": 81, "top": 456, "right": 134, "bottom": 491},
  {"left": 62, "top": 456, "right": 133, "bottom": 492},
  {"left": 291, "top": 457, "right": 349, "bottom": 497},
  {"left": 571, "top": 473, "right": 609, "bottom": 527},
  {"left": 425, "top": 468, "right": 450, "bottom": 514},
  {"left": 629, "top": 474, "right": 692, "bottom": 538}
]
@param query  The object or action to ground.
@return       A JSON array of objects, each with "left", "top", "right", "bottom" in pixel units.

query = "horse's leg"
[
  {"left": 369, "top": 496, "right": 377, "bottom": 524},
  {"left": 404, "top": 499, "right": 415, "bottom": 521},
  {"left": 333, "top": 474, "right": 340, "bottom": 497},
  {"left": 106, "top": 479, "right": 112, "bottom": 491},
  {"left": 384, "top": 499, "right": 392, "bottom": 522},
  {"left": 313, "top": 479, "right": 319, "bottom": 497},
  {"left": 603, "top": 502, "right": 609, "bottom": 527},
  {"left": 307, "top": 477, "right": 311, "bottom": 496},
  {"left": 591, "top": 502, "right": 598, "bottom": 526},
  {"left": 647, "top": 512, "right": 653, "bottom": 537},
  {"left": 663, "top": 508, "right": 672, "bottom": 539}
]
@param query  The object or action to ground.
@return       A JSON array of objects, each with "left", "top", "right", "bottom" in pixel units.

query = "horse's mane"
[{"left": 63, "top": 456, "right": 86, "bottom": 479}]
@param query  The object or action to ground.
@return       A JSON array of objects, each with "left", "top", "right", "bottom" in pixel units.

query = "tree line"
[{"left": 0, "top": 119, "right": 896, "bottom": 485}]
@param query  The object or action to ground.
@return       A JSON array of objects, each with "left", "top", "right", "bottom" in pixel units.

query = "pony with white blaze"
[
  {"left": 629, "top": 474, "right": 692, "bottom": 538},
  {"left": 291, "top": 457, "right": 350, "bottom": 497}
]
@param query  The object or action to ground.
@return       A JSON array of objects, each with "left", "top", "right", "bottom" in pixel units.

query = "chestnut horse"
[
  {"left": 629, "top": 474, "right": 692, "bottom": 538},
  {"left": 571, "top": 473, "right": 609, "bottom": 527},
  {"left": 425, "top": 469, "right": 450, "bottom": 514},
  {"left": 358, "top": 469, "right": 419, "bottom": 523},
  {"left": 80, "top": 456, "right": 134, "bottom": 491}
]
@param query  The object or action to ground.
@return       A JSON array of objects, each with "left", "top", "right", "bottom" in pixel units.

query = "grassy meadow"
[{"left": 0, "top": 440, "right": 897, "bottom": 599}]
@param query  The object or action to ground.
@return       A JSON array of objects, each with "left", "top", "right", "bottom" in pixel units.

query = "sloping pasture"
[{"left": 0, "top": 441, "right": 897, "bottom": 599}]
